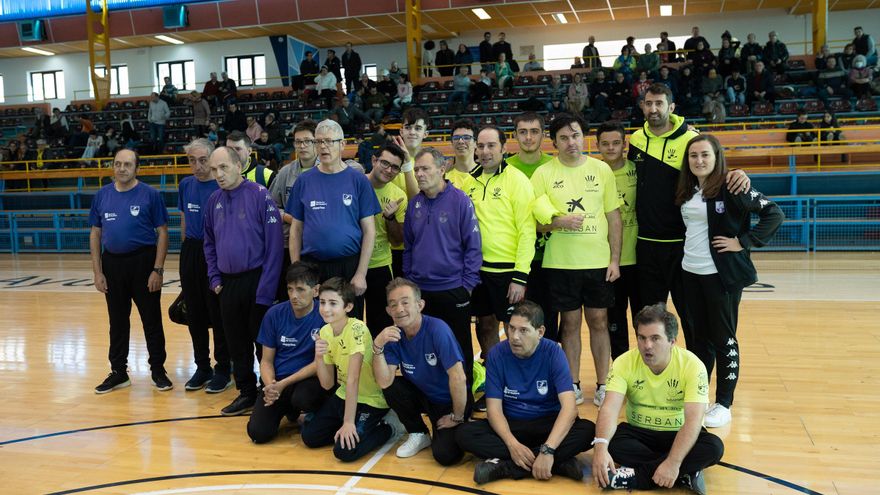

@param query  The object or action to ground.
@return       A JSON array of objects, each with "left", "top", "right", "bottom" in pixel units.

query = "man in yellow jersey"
[
  {"left": 465, "top": 125, "right": 535, "bottom": 357},
  {"left": 227, "top": 130, "right": 275, "bottom": 188},
  {"left": 592, "top": 303, "right": 723, "bottom": 494},
  {"left": 596, "top": 122, "right": 641, "bottom": 359},
  {"left": 628, "top": 84, "right": 748, "bottom": 349},
  {"left": 531, "top": 113, "right": 622, "bottom": 408},
  {"left": 507, "top": 112, "right": 559, "bottom": 342},
  {"left": 363, "top": 144, "right": 407, "bottom": 334},
  {"left": 445, "top": 119, "right": 479, "bottom": 190}
]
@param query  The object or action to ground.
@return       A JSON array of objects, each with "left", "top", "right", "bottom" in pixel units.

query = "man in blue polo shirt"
[
  {"left": 287, "top": 119, "right": 380, "bottom": 319},
  {"left": 90, "top": 148, "right": 171, "bottom": 393},
  {"left": 247, "top": 261, "right": 330, "bottom": 443},
  {"left": 372, "top": 277, "right": 468, "bottom": 465},
  {"left": 177, "top": 138, "right": 232, "bottom": 393},
  {"left": 456, "top": 301, "right": 595, "bottom": 484}
]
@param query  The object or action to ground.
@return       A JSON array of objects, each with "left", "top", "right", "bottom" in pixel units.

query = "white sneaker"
[
  {"left": 395, "top": 432, "right": 432, "bottom": 458},
  {"left": 383, "top": 410, "right": 406, "bottom": 440},
  {"left": 593, "top": 384, "right": 606, "bottom": 407},
  {"left": 573, "top": 383, "right": 584, "bottom": 405},
  {"left": 704, "top": 403, "right": 732, "bottom": 428}
]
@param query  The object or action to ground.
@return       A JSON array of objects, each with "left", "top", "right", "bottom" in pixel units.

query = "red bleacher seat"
[
  {"left": 417, "top": 93, "right": 430, "bottom": 103},
  {"left": 611, "top": 108, "right": 631, "bottom": 120},
  {"left": 239, "top": 93, "right": 253, "bottom": 101},
  {"left": 537, "top": 74, "right": 551, "bottom": 85},
  {"left": 773, "top": 73, "right": 787, "bottom": 84},
  {"left": 507, "top": 101, "right": 520, "bottom": 112},
  {"left": 428, "top": 105, "right": 442, "bottom": 115},
  {"left": 493, "top": 88, "right": 508, "bottom": 98},
  {"left": 778, "top": 101, "right": 799, "bottom": 114},
  {"left": 803, "top": 100, "right": 825, "bottom": 113},
  {"left": 488, "top": 102, "right": 503, "bottom": 112},
  {"left": 443, "top": 80, "right": 454, "bottom": 90},
  {"left": 729, "top": 104, "right": 749, "bottom": 117},
  {"left": 424, "top": 81, "right": 439, "bottom": 90},
  {"left": 501, "top": 114, "right": 514, "bottom": 126},
  {"left": 535, "top": 87, "right": 547, "bottom": 96},
  {"left": 466, "top": 103, "right": 481, "bottom": 114},
  {"left": 829, "top": 99, "right": 852, "bottom": 113},
  {"left": 516, "top": 75, "right": 534, "bottom": 86},
  {"left": 255, "top": 92, "right": 269, "bottom": 100},
  {"left": 856, "top": 97, "right": 878, "bottom": 112},
  {"left": 437, "top": 117, "right": 452, "bottom": 128},
  {"left": 560, "top": 74, "right": 572, "bottom": 84},
  {"left": 752, "top": 101, "right": 773, "bottom": 115},
  {"left": 136, "top": 100, "right": 148, "bottom": 108},
  {"left": 776, "top": 87, "right": 796, "bottom": 99},
  {"left": 271, "top": 91, "right": 285, "bottom": 100},
  {"left": 513, "top": 87, "right": 527, "bottom": 98},
  {"left": 786, "top": 60, "right": 806, "bottom": 71},
  {"left": 480, "top": 116, "right": 496, "bottom": 125}
]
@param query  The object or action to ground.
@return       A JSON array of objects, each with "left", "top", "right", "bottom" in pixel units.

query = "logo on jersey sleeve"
[
  {"left": 130, "top": 205, "right": 140, "bottom": 216},
  {"left": 342, "top": 193, "right": 353, "bottom": 206},
  {"left": 425, "top": 353, "right": 437, "bottom": 366},
  {"left": 310, "top": 328, "right": 321, "bottom": 341},
  {"left": 536, "top": 380, "right": 548, "bottom": 395},
  {"left": 715, "top": 202, "right": 725, "bottom": 214}
]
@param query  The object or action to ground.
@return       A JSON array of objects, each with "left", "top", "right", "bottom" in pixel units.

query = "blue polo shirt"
[
  {"left": 485, "top": 338, "right": 573, "bottom": 421},
  {"left": 286, "top": 166, "right": 380, "bottom": 260},
  {"left": 88, "top": 181, "right": 169, "bottom": 254},
  {"left": 256, "top": 300, "right": 324, "bottom": 380},
  {"left": 384, "top": 315, "right": 464, "bottom": 405},
  {"left": 177, "top": 176, "right": 219, "bottom": 240}
]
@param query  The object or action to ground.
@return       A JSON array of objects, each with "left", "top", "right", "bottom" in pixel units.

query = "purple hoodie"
[
  {"left": 203, "top": 180, "right": 283, "bottom": 306},
  {"left": 403, "top": 181, "right": 482, "bottom": 291}
]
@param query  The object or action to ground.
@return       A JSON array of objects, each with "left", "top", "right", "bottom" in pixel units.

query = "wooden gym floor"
[{"left": 0, "top": 252, "right": 877, "bottom": 495}]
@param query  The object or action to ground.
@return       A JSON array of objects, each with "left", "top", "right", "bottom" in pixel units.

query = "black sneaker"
[
  {"left": 185, "top": 368, "right": 213, "bottom": 391},
  {"left": 95, "top": 371, "right": 131, "bottom": 394},
  {"left": 607, "top": 466, "right": 636, "bottom": 490},
  {"left": 474, "top": 396, "right": 487, "bottom": 413},
  {"left": 677, "top": 470, "right": 707, "bottom": 495},
  {"left": 221, "top": 393, "right": 256, "bottom": 416},
  {"left": 152, "top": 372, "right": 174, "bottom": 391},
  {"left": 551, "top": 457, "right": 584, "bottom": 481},
  {"left": 206, "top": 367, "right": 233, "bottom": 394},
  {"left": 473, "top": 458, "right": 529, "bottom": 485}
]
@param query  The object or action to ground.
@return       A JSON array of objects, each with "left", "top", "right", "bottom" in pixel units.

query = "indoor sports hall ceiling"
[{"left": 0, "top": 0, "right": 876, "bottom": 57}]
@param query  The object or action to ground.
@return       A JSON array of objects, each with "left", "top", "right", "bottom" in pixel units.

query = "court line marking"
[
  {"left": 338, "top": 429, "right": 398, "bottom": 495},
  {"left": 2, "top": 415, "right": 827, "bottom": 495},
  {"left": 131, "top": 483, "right": 415, "bottom": 495}
]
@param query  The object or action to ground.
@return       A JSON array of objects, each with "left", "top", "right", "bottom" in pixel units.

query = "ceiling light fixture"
[
  {"left": 22, "top": 46, "right": 54, "bottom": 56},
  {"left": 154, "top": 34, "right": 183, "bottom": 45},
  {"left": 660, "top": 4, "right": 673, "bottom": 16},
  {"left": 472, "top": 8, "right": 491, "bottom": 20},
  {"left": 305, "top": 22, "right": 328, "bottom": 32},
  {"left": 552, "top": 13, "right": 568, "bottom": 24}
]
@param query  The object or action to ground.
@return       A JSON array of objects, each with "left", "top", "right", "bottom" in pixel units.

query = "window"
[
  {"left": 225, "top": 55, "right": 266, "bottom": 87},
  {"left": 156, "top": 60, "right": 196, "bottom": 92},
  {"left": 542, "top": 35, "right": 689, "bottom": 71},
  {"left": 29, "top": 70, "right": 65, "bottom": 101},
  {"left": 363, "top": 64, "right": 377, "bottom": 81},
  {"left": 89, "top": 65, "right": 130, "bottom": 97},
  {"left": 0, "top": 75, "right": 4, "bottom": 103}
]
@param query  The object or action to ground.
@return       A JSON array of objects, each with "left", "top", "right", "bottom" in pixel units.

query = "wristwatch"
[
  {"left": 539, "top": 443, "right": 556, "bottom": 456},
  {"left": 152, "top": 267, "right": 164, "bottom": 276},
  {"left": 450, "top": 414, "right": 465, "bottom": 424}
]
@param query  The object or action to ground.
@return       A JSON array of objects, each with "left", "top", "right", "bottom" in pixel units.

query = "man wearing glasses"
[
  {"left": 287, "top": 119, "right": 380, "bottom": 319},
  {"left": 270, "top": 120, "right": 318, "bottom": 300},
  {"left": 363, "top": 143, "right": 408, "bottom": 333},
  {"left": 444, "top": 119, "right": 479, "bottom": 191}
]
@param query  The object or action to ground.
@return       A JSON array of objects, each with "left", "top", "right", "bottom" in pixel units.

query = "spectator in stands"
[
  {"left": 819, "top": 111, "right": 844, "bottom": 149},
  {"left": 567, "top": 72, "right": 590, "bottom": 115},
  {"left": 219, "top": 72, "right": 238, "bottom": 105},
  {"left": 655, "top": 66, "right": 677, "bottom": 96},
  {"left": 148, "top": 92, "right": 170, "bottom": 153},
  {"left": 67, "top": 114, "right": 93, "bottom": 148},
  {"left": 342, "top": 42, "right": 363, "bottom": 93},
  {"left": 725, "top": 67, "right": 747, "bottom": 106},
  {"left": 849, "top": 55, "right": 874, "bottom": 99},
  {"left": 717, "top": 38, "right": 739, "bottom": 77},
  {"left": 423, "top": 40, "right": 436, "bottom": 77},
  {"left": 207, "top": 122, "right": 219, "bottom": 144},
  {"left": 364, "top": 86, "right": 389, "bottom": 122},
  {"left": 263, "top": 113, "right": 285, "bottom": 162},
  {"left": 688, "top": 41, "right": 716, "bottom": 76},
  {"left": 120, "top": 113, "right": 138, "bottom": 147},
  {"left": 852, "top": 26, "right": 877, "bottom": 66},
  {"left": 160, "top": 77, "right": 178, "bottom": 106},
  {"left": 103, "top": 128, "right": 120, "bottom": 157},
  {"left": 203, "top": 72, "right": 221, "bottom": 110},
  {"left": 325, "top": 49, "right": 342, "bottom": 83},
  {"left": 472, "top": 69, "right": 493, "bottom": 103},
  {"left": 253, "top": 131, "right": 275, "bottom": 166},
  {"left": 609, "top": 72, "right": 633, "bottom": 110},
  {"left": 590, "top": 70, "right": 613, "bottom": 122},
  {"left": 545, "top": 74, "right": 565, "bottom": 112},
  {"left": 189, "top": 91, "right": 211, "bottom": 138},
  {"left": 786, "top": 111, "right": 815, "bottom": 144},
  {"left": 314, "top": 66, "right": 338, "bottom": 110},
  {"left": 82, "top": 130, "right": 103, "bottom": 164},
  {"left": 224, "top": 102, "right": 247, "bottom": 133},
  {"left": 480, "top": 32, "right": 494, "bottom": 72},
  {"left": 377, "top": 70, "right": 397, "bottom": 102},
  {"left": 740, "top": 33, "right": 763, "bottom": 74},
  {"left": 637, "top": 44, "right": 660, "bottom": 79},
  {"left": 495, "top": 52, "right": 515, "bottom": 90},
  {"left": 840, "top": 43, "right": 856, "bottom": 70},
  {"left": 332, "top": 98, "right": 371, "bottom": 136},
  {"left": 448, "top": 66, "right": 473, "bottom": 114},
  {"left": 227, "top": 130, "right": 274, "bottom": 187},
  {"left": 493, "top": 32, "right": 515, "bottom": 71},
  {"left": 814, "top": 44, "right": 838, "bottom": 71},
  {"left": 748, "top": 61, "right": 775, "bottom": 104},
  {"left": 658, "top": 31, "right": 677, "bottom": 63},
  {"left": 388, "top": 61, "right": 403, "bottom": 85},
  {"left": 49, "top": 107, "right": 68, "bottom": 138},
  {"left": 632, "top": 71, "right": 652, "bottom": 102},
  {"left": 676, "top": 65, "right": 702, "bottom": 116},
  {"left": 300, "top": 51, "right": 320, "bottom": 87},
  {"left": 394, "top": 74, "right": 413, "bottom": 109},
  {"left": 763, "top": 31, "right": 789, "bottom": 74},
  {"left": 455, "top": 43, "right": 474, "bottom": 74},
  {"left": 701, "top": 68, "right": 726, "bottom": 123},
  {"left": 685, "top": 26, "right": 710, "bottom": 53},
  {"left": 436, "top": 40, "right": 456, "bottom": 77},
  {"left": 245, "top": 115, "right": 263, "bottom": 143},
  {"left": 613, "top": 46, "right": 637, "bottom": 83},
  {"left": 523, "top": 53, "right": 543, "bottom": 72},
  {"left": 584, "top": 35, "right": 601, "bottom": 69},
  {"left": 624, "top": 36, "right": 639, "bottom": 56},
  {"left": 817, "top": 56, "right": 851, "bottom": 105},
  {"left": 571, "top": 57, "right": 585, "bottom": 70},
  {"left": 358, "top": 73, "right": 376, "bottom": 94}
]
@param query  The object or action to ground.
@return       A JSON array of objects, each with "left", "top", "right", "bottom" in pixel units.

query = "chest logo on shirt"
[
  {"left": 130, "top": 205, "right": 140, "bottom": 217},
  {"left": 633, "top": 379, "right": 645, "bottom": 390},
  {"left": 666, "top": 148, "right": 679, "bottom": 162},
  {"left": 566, "top": 197, "right": 585, "bottom": 212},
  {"left": 104, "top": 212, "right": 117, "bottom": 222},
  {"left": 439, "top": 211, "right": 449, "bottom": 223},
  {"left": 492, "top": 187, "right": 502, "bottom": 199},
  {"left": 187, "top": 203, "right": 201, "bottom": 213},
  {"left": 310, "top": 328, "right": 320, "bottom": 341},
  {"left": 280, "top": 335, "right": 299, "bottom": 348},
  {"left": 536, "top": 380, "right": 548, "bottom": 395},
  {"left": 310, "top": 200, "right": 327, "bottom": 210},
  {"left": 425, "top": 353, "right": 437, "bottom": 366},
  {"left": 666, "top": 378, "right": 684, "bottom": 401},
  {"left": 342, "top": 193, "right": 353, "bottom": 206},
  {"left": 553, "top": 180, "right": 564, "bottom": 189},
  {"left": 215, "top": 202, "right": 223, "bottom": 209},
  {"left": 715, "top": 202, "right": 725, "bottom": 214}
]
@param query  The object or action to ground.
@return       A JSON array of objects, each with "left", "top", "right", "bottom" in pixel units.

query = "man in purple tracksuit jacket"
[
  {"left": 404, "top": 147, "right": 482, "bottom": 406},
  {"left": 204, "top": 146, "right": 283, "bottom": 417}
]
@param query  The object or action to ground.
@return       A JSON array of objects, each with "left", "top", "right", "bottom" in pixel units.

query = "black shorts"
[
  {"left": 546, "top": 268, "right": 615, "bottom": 312},
  {"left": 471, "top": 271, "right": 515, "bottom": 322}
]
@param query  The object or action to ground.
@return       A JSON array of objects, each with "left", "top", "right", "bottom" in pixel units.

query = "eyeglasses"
[
  {"left": 315, "top": 138, "right": 343, "bottom": 147},
  {"left": 377, "top": 159, "right": 402, "bottom": 173},
  {"left": 451, "top": 135, "right": 474, "bottom": 143},
  {"left": 294, "top": 139, "right": 316, "bottom": 147}
]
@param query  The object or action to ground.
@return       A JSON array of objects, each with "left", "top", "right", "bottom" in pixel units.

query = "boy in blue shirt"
[
  {"left": 247, "top": 261, "right": 330, "bottom": 444},
  {"left": 456, "top": 301, "right": 595, "bottom": 484}
]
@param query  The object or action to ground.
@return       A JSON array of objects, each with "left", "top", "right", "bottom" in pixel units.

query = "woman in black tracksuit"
[{"left": 675, "top": 134, "right": 784, "bottom": 428}]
